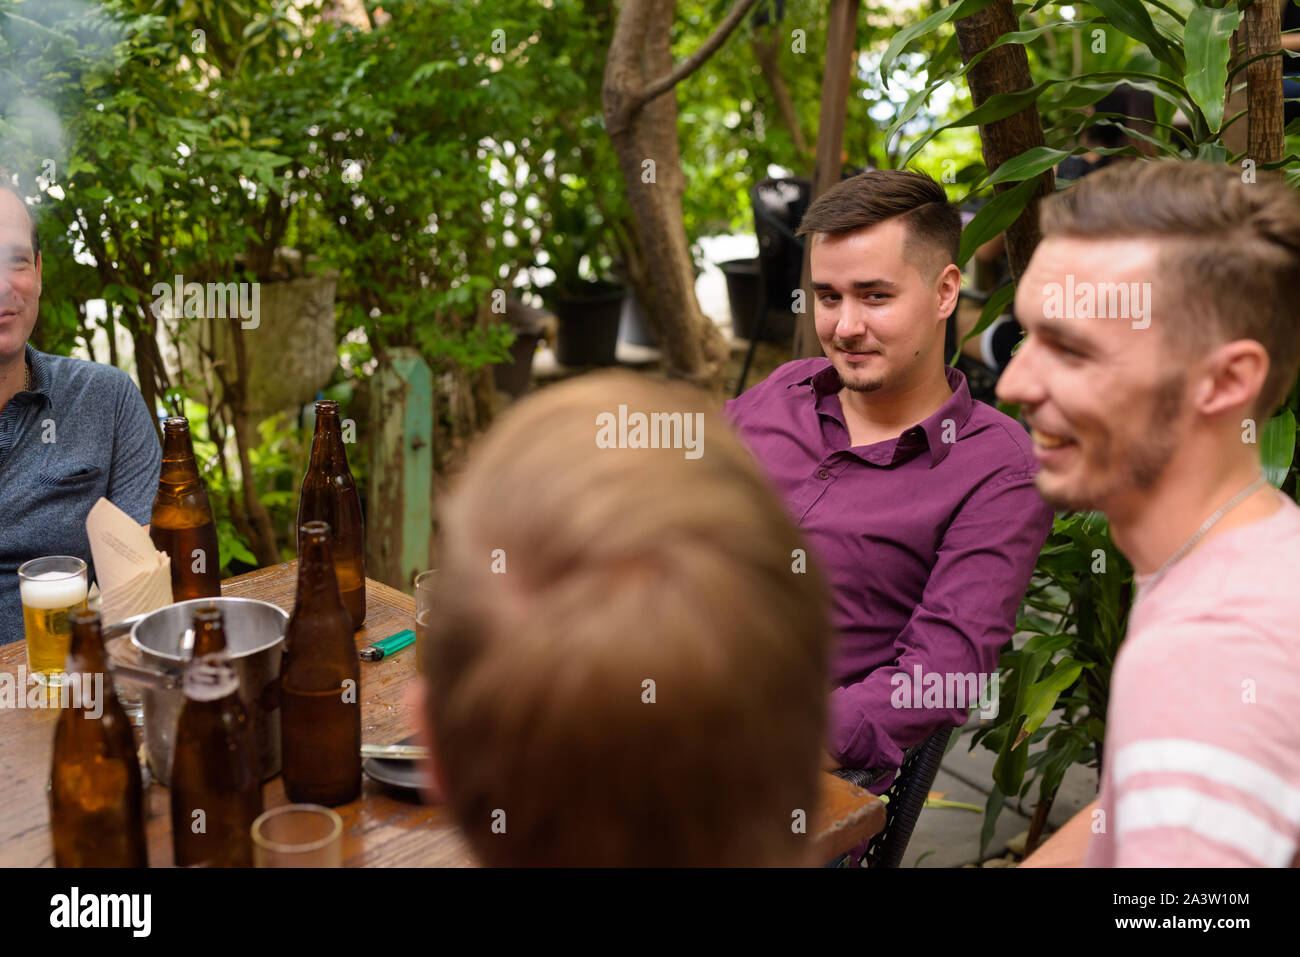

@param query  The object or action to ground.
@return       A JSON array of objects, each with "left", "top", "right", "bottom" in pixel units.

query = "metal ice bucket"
[{"left": 104, "top": 597, "right": 287, "bottom": 786}]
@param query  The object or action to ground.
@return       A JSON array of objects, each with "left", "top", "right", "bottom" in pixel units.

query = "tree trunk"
[
  {"left": 793, "top": 0, "right": 859, "bottom": 358},
  {"left": 603, "top": 0, "right": 758, "bottom": 389},
  {"left": 1244, "top": 0, "right": 1284, "bottom": 181},
  {"left": 222, "top": 317, "right": 279, "bottom": 566},
  {"left": 953, "top": 0, "right": 1053, "bottom": 281},
  {"left": 130, "top": 325, "right": 165, "bottom": 445}
]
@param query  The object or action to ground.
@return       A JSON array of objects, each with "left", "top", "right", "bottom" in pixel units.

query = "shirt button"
[{"left": 817, "top": 468, "right": 830, "bottom": 479}]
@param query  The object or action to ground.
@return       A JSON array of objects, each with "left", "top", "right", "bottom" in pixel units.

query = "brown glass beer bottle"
[
  {"left": 150, "top": 417, "right": 222, "bottom": 601},
  {"left": 50, "top": 610, "right": 148, "bottom": 867},
  {"left": 170, "top": 606, "right": 262, "bottom": 867},
  {"left": 280, "top": 520, "right": 362, "bottom": 806},
  {"left": 297, "top": 400, "right": 366, "bottom": 630}
]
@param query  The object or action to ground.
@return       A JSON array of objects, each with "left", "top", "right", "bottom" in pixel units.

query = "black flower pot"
[
  {"left": 720, "top": 257, "right": 795, "bottom": 342},
  {"left": 554, "top": 281, "right": 625, "bottom": 367},
  {"left": 493, "top": 327, "right": 542, "bottom": 397},
  {"left": 492, "top": 296, "right": 549, "bottom": 397},
  {"left": 618, "top": 294, "right": 657, "bottom": 347}
]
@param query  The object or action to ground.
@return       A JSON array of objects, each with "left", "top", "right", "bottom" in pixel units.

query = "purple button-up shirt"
[{"left": 725, "top": 358, "right": 1053, "bottom": 775}]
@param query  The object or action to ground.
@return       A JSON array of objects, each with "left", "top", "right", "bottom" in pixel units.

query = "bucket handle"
[{"left": 100, "top": 613, "right": 185, "bottom": 690}]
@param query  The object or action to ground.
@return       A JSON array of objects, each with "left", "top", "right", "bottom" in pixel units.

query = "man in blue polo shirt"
[{"left": 0, "top": 181, "right": 160, "bottom": 645}]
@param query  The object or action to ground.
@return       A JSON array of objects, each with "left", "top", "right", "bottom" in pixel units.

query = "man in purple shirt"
[{"left": 725, "top": 170, "right": 1053, "bottom": 785}]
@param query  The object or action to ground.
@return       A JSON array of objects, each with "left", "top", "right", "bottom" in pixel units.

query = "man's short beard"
[
  {"left": 1039, "top": 369, "right": 1186, "bottom": 511},
  {"left": 842, "top": 373, "right": 885, "bottom": 393},
  {"left": 833, "top": 354, "right": 886, "bottom": 393}
]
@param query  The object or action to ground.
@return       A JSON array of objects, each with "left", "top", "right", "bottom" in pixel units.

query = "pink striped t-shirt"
[{"left": 1086, "top": 491, "right": 1300, "bottom": 867}]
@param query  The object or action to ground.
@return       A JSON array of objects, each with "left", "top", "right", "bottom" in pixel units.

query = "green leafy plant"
[
  {"left": 183, "top": 399, "right": 304, "bottom": 575},
  {"left": 968, "top": 510, "right": 1129, "bottom": 852}
]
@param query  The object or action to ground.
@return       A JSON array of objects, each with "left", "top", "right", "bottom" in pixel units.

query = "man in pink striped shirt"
[{"left": 998, "top": 161, "right": 1300, "bottom": 867}]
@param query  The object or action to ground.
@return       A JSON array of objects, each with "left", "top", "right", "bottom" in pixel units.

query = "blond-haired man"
[
  {"left": 418, "top": 372, "right": 832, "bottom": 866},
  {"left": 1003, "top": 161, "right": 1300, "bottom": 867}
]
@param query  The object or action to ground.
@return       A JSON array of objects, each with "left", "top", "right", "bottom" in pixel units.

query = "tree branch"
[{"left": 630, "top": 0, "right": 761, "bottom": 111}]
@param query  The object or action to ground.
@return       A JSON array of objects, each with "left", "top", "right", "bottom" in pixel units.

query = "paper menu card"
[{"left": 84, "top": 497, "right": 172, "bottom": 626}]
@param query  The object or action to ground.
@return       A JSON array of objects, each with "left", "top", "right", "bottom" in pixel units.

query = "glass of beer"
[
  {"left": 414, "top": 570, "right": 436, "bottom": 677},
  {"left": 19, "top": 556, "right": 89, "bottom": 687},
  {"left": 252, "top": 804, "right": 343, "bottom": 868}
]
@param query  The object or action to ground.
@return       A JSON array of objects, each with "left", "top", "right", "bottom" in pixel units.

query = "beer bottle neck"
[
  {"left": 159, "top": 427, "right": 203, "bottom": 492},
  {"left": 192, "top": 618, "right": 228, "bottom": 657},
  {"left": 296, "top": 535, "right": 346, "bottom": 611},
  {"left": 67, "top": 619, "right": 108, "bottom": 676},
  {"left": 308, "top": 411, "right": 348, "bottom": 474},
  {"left": 162, "top": 428, "right": 197, "bottom": 463}
]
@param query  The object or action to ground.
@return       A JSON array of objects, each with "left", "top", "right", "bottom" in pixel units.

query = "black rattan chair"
[{"left": 831, "top": 725, "right": 954, "bottom": 867}]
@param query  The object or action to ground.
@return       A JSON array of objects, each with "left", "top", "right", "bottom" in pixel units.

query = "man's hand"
[
  {"left": 822, "top": 749, "right": 841, "bottom": 771},
  {"left": 1020, "top": 800, "right": 1096, "bottom": 867}
]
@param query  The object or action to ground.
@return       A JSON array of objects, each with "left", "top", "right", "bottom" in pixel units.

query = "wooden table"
[{"left": 0, "top": 563, "right": 884, "bottom": 866}]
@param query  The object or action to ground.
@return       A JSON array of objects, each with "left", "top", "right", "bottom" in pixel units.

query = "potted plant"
[
  {"left": 491, "top": 295, "right": 548, "bottom": 398},
  {"left": 541, "top": 194, "right": 625, "bottom": 367}
]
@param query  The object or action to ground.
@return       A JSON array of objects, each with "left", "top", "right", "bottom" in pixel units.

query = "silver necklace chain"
[{"left": 1140, "top": 473, "right": 1268, "bottom": 597}]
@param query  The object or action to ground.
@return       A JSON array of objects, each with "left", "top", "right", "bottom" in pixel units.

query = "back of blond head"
[{"left": 425, "top": 371, "right": 831, "bottom": 866}]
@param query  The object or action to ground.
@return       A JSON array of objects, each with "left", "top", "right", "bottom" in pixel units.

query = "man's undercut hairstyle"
[
  {"left": 0, "top": 176, "right": 39, "bottom": 259},
  {"left": 1041, "top": 160, "right": 1300, "bottom": 419},
  {"left": 795, "top": 168, "right": 961, "bottom": 280},
  {"left": 425, "top": 371, "right": 832, "bottom": 866}
]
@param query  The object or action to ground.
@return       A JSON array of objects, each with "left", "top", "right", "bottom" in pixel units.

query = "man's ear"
[
  {"left": 1192, "top": 339, "right": 1270, "bottom": 419},
  {"left": 935, "top": 262, "right": 961, "bottom": 323},
  {"left": 34, "top": 252, "right": 41, "bottom": 297}
]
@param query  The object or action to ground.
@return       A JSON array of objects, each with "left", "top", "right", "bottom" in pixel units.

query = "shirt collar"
[
  {"left": 21, "top": 344, "right": 53, "bottom": 408},
  {"left": 915, "top": 365, "right": 973, "bottom": 467},
  {"left": 790, "top": 360, "right": 973, "bottom": 467}
]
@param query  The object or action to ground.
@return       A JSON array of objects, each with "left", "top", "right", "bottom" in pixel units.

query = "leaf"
[
  {"left": 1183, "top": 3, "right": 1241, "bottom": 133},
  {"left": 1091, "top": 0, "right": 1185, "bottom": 74},
  {"left": 901, "top": 64, "right": 1190, "bottom": 172},
  {"left": 985, "top": 146, "right": 1072, "bottom": 187},
  {"left": 1015, "top": 661, "right": 1085, "bottom": 745},
  {"left": 1019, "top": 632, "right": 1077, "bottom": 657},
  {"left": 957, "top": 176, "right": 1041, "bottom": 269},
  {"left": 952, "top": 83, "right": 1056, "bottom": 130},
  {"left": 994, "top": 716, "right": 1029, "bottom": 793},
  {"left": 885, "top": 17, "right": 1102, "bottom": 148},
  {"left": 878, "top": 0, "right": 998, "bottom": 87},
  {"left": 979, "top": 786, "right": 1006, "bottom": 858},
  {"left": 1038, "top": 734, "right": 1084, "bottom": 801},
  {"left": 1261, "top": 409, "right": 1296, "bottom": 489},
  {"left": 1196, "top": 141, "right": 1228, "bottom": 163},
  {"left": 925, "top": 797, "right": 984, "bottom": 813}
]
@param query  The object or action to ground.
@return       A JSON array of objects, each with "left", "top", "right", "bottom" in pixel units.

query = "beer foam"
[{"left": 19, "top": 572, "right": 88, "bottom": 609}]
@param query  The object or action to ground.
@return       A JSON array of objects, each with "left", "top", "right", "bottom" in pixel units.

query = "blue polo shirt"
[{"left": 0, "top": 345, "right": 161, "bottom": 645}]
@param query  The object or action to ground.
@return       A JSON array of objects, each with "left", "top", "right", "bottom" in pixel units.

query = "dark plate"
[
  {"left": 362, "top": 757, "right": 424, "bottom": 793},
  {"left": 362, "top": 733, "right": 425, "bottom": 793}
]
